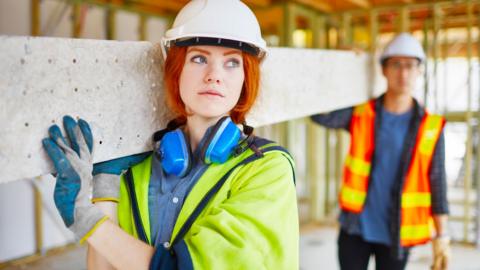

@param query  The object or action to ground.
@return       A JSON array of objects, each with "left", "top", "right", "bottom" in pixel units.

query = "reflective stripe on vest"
[
  {"left": 340, "top": 100, "right": 445, "bottom": 247},
  {"left": 118, "top": 155, "right": 154, "bottom": 244},
  {"left": 400, "top": 114, "right": 444, "bottom": 246},
  {"left": 339, "top": 101, "right": 375, "bottom": 213}
]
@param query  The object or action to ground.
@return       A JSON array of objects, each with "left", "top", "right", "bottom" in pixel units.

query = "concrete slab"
[{"left": 0, "top": 36, "right": 378, "bottom": 184}]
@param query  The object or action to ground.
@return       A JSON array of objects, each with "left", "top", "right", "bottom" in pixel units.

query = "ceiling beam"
[
  {"left": 243, "top": 0, "right": 272, "bottom": 7},
  {"left": 69, "top": 0, "right": 173, "bottom": 17},
  {"left": 345, "top": 0, "right": 370, "bottom": 9},
  {"left": 294, "top": 0, "right": 333, "bottom": 13},
  {"left": 125, "top": 0, "right": 187, "bottom": 12}
]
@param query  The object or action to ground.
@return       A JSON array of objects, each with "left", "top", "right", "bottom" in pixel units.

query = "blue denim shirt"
[
  {"left": 358, "top": 107, "right": 412, "bottom": 245},
  {"left": 148, "top": 129, "right": 211, "bottom": 247}
]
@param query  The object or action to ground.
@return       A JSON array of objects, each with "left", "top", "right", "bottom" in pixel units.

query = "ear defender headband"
[{"left": 152, "top": 116, "right": 250, "bottom": 177}]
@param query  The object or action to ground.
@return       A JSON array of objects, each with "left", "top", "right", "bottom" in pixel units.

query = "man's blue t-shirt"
[{"left": 357, "top": 106, "right": 413, "bottom": 245}]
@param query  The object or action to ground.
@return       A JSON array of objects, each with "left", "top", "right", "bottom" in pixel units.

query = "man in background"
[{"left": 311, "top": 33, "right": 450, "bottom": 270}]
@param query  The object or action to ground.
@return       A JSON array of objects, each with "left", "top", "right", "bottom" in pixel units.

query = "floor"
[
  {"left": 300, "top": 225, "right": 480, "bottom": 270},
  {"left": 3, "top": 226, "right": 480, "bottom": 270}
]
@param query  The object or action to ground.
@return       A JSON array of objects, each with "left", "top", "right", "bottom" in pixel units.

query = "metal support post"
[
  {"left": 464, "top": 0, "right": 474, "bottom": 243},
  {"left": 368, "top": 9, "right": 378, "bottom": 98},
  {"left": 138, "top": 15, "right": 147, "bottom": 41},
  {"left": 31, "top": 0, "right": 41, "bottom": 36},
  {"left": 105, "top": 8, "right": 116, "bottom": 40}
]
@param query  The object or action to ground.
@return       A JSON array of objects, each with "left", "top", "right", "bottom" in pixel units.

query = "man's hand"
[{"left": 431, "top": 236, "right": 450, "bottom": 270}]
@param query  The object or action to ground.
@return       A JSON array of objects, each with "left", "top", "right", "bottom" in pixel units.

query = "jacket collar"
[{"left": 374, "top": 93, "right": 425, "bottom": 120}]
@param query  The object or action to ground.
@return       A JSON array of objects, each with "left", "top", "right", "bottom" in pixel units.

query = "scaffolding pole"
[
  {"left": 307, "top": 14, "right": 328, "bottom": 222},
  {"left": 138, "top": 15, "right": 147, "bottom": 41},
  {"left": 423, "top": 19, "right": 430, "bottom": 107},
  {"left": 33, "top": 177, "right": 44, "bottom": 256},
  {"left": 31, "top": 0, "right": 40, "bottom": 36},
  {"left": 324, "top": 130, "right": 331, "bottom": 216},
  {"left": 432, "top": 4, "right": 442, "bottom": 113},
  {"left": 442, "top": 29, "right": 449, "bottom": 114},
  {"left": 30, "top": 1, "right": 43, "bottom": 257},
  {"left": 72, "top": 3, "right": 81, "bottom": 38},
  {"left": 464, "top": 0, "right": 474, "bottom": 243},
  {"left": 307, "top": 122, "right": 321, "bottom": 222},
  {"left": 335, "top": 130, "right": 344, "bottom": 201},
  {"left": 105, "top": 8, "right": 116, "bottom": 40},
  {"left": 339, "top": 12, "right": 352, "bottom": 47},
  {"left": 334, "top": 12, "right": 352, "bottom": 208},
  {"left": 399, "top": 6, "right": 410, "bottom": 33},
  {"left": 368, "top": 9, "right": 378, "bottom": 98},
  {"left": 476, "top": 1, "right": 480, "bottom": 248}
]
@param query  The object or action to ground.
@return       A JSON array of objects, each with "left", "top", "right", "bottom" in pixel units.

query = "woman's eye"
[
  {"left": 191, "top": 55, "right": 207, "bottom": 64},
  {"left": 225, "top": 58, "right": 241, "bottom": 68}
]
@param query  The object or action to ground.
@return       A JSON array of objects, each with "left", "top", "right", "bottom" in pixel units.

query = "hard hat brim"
[{"left": 171, "top": 37, "right": 262, "bottom": 57}]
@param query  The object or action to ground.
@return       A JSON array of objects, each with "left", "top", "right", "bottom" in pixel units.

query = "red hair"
[{"left": 163, "top": 45, "right": 260, "bottom": 124}]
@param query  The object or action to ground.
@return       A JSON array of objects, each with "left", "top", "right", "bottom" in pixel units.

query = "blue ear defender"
[
  {"left": 153, "top": 116, "right": 250, "bottom": 177},
  {"left": 159, "top": 129, "right": 191, "bottom": 177},
  {"left": 201, "top": 116, "right": 241, "bottom": 164}
]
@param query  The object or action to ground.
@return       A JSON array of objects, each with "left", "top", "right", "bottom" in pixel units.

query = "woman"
[{"left": 42, "top": 0, "right": 298, "bottom": 269}]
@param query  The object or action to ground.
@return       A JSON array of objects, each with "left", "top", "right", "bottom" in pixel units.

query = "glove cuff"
[
  {"left": 71, "top": 205, "right": 108, "bottom": 243},
  {"left": 92, "top": 173, "right": 120, "bottom": 203}
]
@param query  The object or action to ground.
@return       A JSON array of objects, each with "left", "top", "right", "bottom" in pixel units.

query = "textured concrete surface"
[
  {"left": 0, "top": 36, "right": 378, "bottom": 184},
  {"left": 0, "top": 35, "right": 166, "bottom": 184}
]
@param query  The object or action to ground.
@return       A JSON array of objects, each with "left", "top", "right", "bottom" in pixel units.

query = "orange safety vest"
[{"left": 339, "top": 100, "right": 445, "bottom": 247}]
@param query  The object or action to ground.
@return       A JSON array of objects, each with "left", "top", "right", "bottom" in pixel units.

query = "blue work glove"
[
  {"left": 42, "top": 115, "right": 107, "bottom": 242},
  {"left": 91, "top": 152, "right": 150, "bottom": 203}
]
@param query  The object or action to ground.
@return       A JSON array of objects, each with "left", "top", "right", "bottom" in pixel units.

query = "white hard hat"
[
  {"left": 162, "top": 0, "right": 267, "bottom": 59},
  {"left": 380, "top": 32, "right": 426, "bottom": 64}
]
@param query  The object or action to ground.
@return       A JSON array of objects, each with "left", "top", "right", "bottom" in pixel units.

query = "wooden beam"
[
  {"left": 294, "top": 0, "right": 333, "bottom": 13},
  {"left": 105, "top": 8, "right": 116, "bottom": 40},
  {"left": 65, "top": 0, "right": 172, "bottom": 17},
  {"left": 255, "top": 6, "right": 283, "bottom": 33},
  {"left": 72, "top": 3, "right": 82, "bottom": 38},
  {"left": 127, "top": 0, "right": 186, "bottom": 12},
  {"left": 31, "top": 0, "right": 41, "bottom": 36},
  {"left": 345, "top": 0, "right": 370, "bottom": 9},
  {"left": 399, "top": 6, "right": 410, "bottom": 32},
  {"left": 243, "top": 0, "right": 272, "bottom": 7},
  {"left": 33, "top": 179, "right": 43, "bottom": 256},
  {"left": 138, "top": 14, "right": 147, "bottom": 41}
]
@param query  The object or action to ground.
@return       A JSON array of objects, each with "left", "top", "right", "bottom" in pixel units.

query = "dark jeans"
[{"left": 338, "top": 229, "right": 409, "bottom": 270}]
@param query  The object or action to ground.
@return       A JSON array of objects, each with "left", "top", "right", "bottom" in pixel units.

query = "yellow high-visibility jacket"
[{"left": 117, "top": 138, "right": 299, "bottom": 270}]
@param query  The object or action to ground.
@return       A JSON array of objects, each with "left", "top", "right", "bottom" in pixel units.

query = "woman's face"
[{"left": 179, "top": 45, "right": 245, "bottom": 120}]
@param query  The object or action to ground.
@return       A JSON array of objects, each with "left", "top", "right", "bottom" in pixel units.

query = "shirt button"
[
  {"left": 172, "top": 197, "right": 179, "bottom": 204},
  {"left": 163, "top": 242, "right": 170, "bottom": 248}
]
